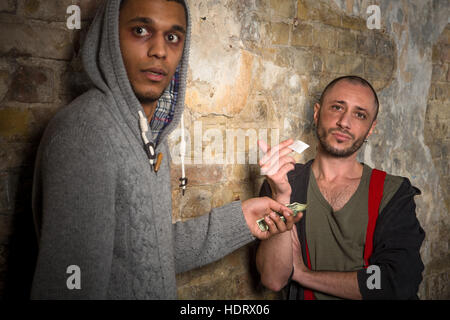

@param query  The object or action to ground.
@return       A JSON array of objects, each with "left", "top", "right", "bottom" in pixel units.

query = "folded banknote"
[{"left": 257, "top": 202, "right": 307, "bottom": 232}]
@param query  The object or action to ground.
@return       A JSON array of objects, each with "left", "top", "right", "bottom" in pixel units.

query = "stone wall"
[
  {"left": 0, "top": 0, "right": 448, "bottom": 299},
  {"left": 423, "top": 24, "right": 450, "bottom": 299}
]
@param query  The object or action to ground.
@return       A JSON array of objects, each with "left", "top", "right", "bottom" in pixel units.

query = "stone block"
[
  {"left": 317, "top": 3, "right": 341, "bottom": 28},
  {"left": 296, "top": 0, "right": 317, "bottom": 21},
  {"left": 312, "top": 25, "right": 337, "bottom": 50},
  {"left": 432, "top": 43, "right": 442, "bottom": 62},
  {"left": 270, "top": 0, "right": 295, "bottom": 18},
  {"left": 375, "top": 35, "right": 395, "bottom": 57},
  {"left": 311, "top": 54, "right": 323, "bottom": 73},
  {"left": 0, "top": 70, "right": 10, "bottom": 102},
  {"left": 337, "top": 29, "right": 357, "bottom": 53},
  {"left": 0, "top": 107, "right": 30, "bottom": 141},
  {"left": 237, "top": 95, "right": 269, "bottom": 122},
  {"left": 17, "top": 0, "right": 102, "bottom": 21},
  {"left": 346, "top": 55, "right": 364, "bottom": 74},
  {"left": 440, "top": 25, "right": 450, "bottom": 44},
  {"left": 240, "top": 12, "right": 262, "bottom": 42},
  {"left": 365, "top": 56, "right": 394, "bottom": 79},
  {"left": 447, "top": 63, "right": 450, "bottom": 82},
  {"left": 174, "top": 186, "right": 212, "bottom": 220},
  {"left": 0, "top": 0, "right": 16, "bottom": 12},
  {"left": 170, "top": 164, "right": 224, "bottom": 187},
  {"left": 0, "top": 142, "right": 36, "bottom": 171},
  {"left": 7, "top": 64, "right": 54, "bottom": 103},
  {"left": 266, "top": 22, "right": 290, "bottom": 46},
  {"left": 291, "top": 22, "right": 313, "bottom": 47},
  {"left": 17, "top": 0, "right": 72, "bottom": 21},
  {"left": 432, "top": 82, "right": 449, "bottom": 101},
  {"left": 324, "top": 53, "right": 363, "bottom": 75},
  {"left": 0, "top": 19, "right": 75, "bottom": 61},
  {"left": 210, "top": 183, "right": 235, "bottom": 208},
  {"left": 426, "top": 101, "right": 449, "bottom": 127},
  {"left": 297, "top": 0, "right": 341, "bottom": 27},
  {"left": 341, "top": 14, "right": 365, "bottom": 31},
  {"left": 291, "top": 47, "right": 313, "bottom": 74},
  {"left": 431, "top": 63, "right": 448, "bottom": 82},
  {"left": 441, "top": 45, "right": 450, "bottom": 63},
  {"left": 356, "top": 33, "right": 377, "bottom": 56},
  {"left": 273, "top": 47, "right": 294, "bottom": 68}
]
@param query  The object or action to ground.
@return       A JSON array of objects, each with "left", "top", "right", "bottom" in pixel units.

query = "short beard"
[
  {"left": 132, "top": 84, "right": 164, "bottom": 106},
  {"left": 315, "top": 115, "right": 369, "bottom": 158}
]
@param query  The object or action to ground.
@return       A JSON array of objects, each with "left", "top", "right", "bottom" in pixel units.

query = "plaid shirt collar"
[{"left": 149, "top": 71, "right": 179, "bottom": 143}]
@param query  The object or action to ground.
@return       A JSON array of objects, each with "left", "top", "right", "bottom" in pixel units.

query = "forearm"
[
  {"left": 292, "top": 268, "right": 362, "bottom": 300},
  {"left": 174, "top": 201, "right": 254, "bottom": 274},
  {"left": 256, "top": 231, "right": 293, "bottom": 291}
]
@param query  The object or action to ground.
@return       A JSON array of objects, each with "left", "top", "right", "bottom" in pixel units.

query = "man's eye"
[
  {"left": 166, "top": 33, "right": 179, "bottom": 43},
  {"left": 133, "top": 27, "right": 149, "bottom": 37},
  {"left": 332, "top": 105, "right": 342, "bottom": 111},
  {"left": 356, "top": 112, "right": 367, "bottom": 119}
]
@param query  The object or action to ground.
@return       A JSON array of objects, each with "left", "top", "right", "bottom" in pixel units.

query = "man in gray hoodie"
[{"left": 30, "top": 0, "right": 298, "bottom": 299}]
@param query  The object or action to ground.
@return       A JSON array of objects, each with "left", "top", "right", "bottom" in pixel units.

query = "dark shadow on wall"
[
  {"left": 2, "top": 167, "right": 38, "bottom": 300},
  {"left": 1, "top": 28, "right": 92, "bottom": 299}
]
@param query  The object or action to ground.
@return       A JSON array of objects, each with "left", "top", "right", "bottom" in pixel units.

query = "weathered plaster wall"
[
  {"left": 0, "top": 0, "right": 448, "bottom": 299},
  {"left": 423, "top": 23, "right": 450, "bottom": 299}
]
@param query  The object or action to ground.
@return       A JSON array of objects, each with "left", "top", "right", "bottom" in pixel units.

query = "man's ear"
[
  {"left": 313, "top": 103, "right": 320, "bottom": 127},
  {"left": 366, "top": 119, "right": 377, "bottom": 139}
]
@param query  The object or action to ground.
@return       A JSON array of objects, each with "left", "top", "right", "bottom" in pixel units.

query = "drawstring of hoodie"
[
  {"left": 138, "top": 111, "right": 156, "bottom": 167},
  {"left": 138, "top": 110, "right": 188, "bottom": 195},
  {"left": 179, "top": 113, "right": 188, "bottom": 195}
]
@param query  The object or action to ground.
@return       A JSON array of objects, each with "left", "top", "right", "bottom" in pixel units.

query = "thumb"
[{"left": 266, "top": 197, "right": 292, "bottom": 216}]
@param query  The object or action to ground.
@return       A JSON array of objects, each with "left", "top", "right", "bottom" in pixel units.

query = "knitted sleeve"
[
  {"left": 31, "top": 125, "right": 117, "bottom": 299},
  {"left": 173, "top": 201, "right": 255, "bottom": 274}
]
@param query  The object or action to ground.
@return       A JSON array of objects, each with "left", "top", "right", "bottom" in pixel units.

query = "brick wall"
[
  {"left": 0, "top": 0, "right": 448, "bottom": 299},
  {"left": 174, "top": 0, "right": 397, "bottom": 299},
  {"left": 423, "top": 25, "right": 450, "bottom": 299},
  {"left": 0, "top": 0, "right": 101, "bottom": 298}
]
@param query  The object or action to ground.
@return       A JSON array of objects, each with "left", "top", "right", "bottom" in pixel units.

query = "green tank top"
[{"left": 305, "top": 163, "right": 403, "bottom": 300}]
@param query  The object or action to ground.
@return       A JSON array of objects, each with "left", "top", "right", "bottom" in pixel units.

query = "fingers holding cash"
[
  {"left": 242, "top": 197, "right": 301, "bottom": 240},
  {"left": 257, "top": 202, "right": 306, "bottom": 232}
]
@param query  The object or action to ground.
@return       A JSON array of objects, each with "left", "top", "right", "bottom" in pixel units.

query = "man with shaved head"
[{"left": 256, "top": 76, "right": 425, "bottom": 300}]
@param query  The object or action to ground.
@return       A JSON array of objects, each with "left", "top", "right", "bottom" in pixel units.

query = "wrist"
[
  {"left": 293, "top": 266, "right": 310, "bottom": 286},
  {"left": 273, "top": 193, "right": 291, "bottom": 204}
]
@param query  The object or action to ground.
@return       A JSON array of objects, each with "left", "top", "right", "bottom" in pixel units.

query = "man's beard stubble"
[
  {"left": 131, "top": 83, "right": 165, "bottom": 106},
  {"left": 315, "top": 114, "right": 370, "bottom": 158}
]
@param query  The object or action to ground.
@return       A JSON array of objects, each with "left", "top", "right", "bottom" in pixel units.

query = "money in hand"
[{"left": 257, "top": 202, "right": 307, "bottom": 232}]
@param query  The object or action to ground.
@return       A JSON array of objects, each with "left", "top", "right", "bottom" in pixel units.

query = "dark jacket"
[{"left": 259, "top": 160, "right": 425, "bottom": 300}]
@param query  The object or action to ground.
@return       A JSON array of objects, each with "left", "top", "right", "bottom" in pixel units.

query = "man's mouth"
[
  {"left": 142, "top": 68, "right": 167, "bottom": 82},
  {"left": 331, "top": 130, "right": 353, "bottom": 141}
]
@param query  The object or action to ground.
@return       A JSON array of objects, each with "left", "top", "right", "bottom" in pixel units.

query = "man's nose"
[
  {"left": 147, "top": 34, "right": 167, "bottom": 59},
  {"left": 337, "top": 110, "right": 351, "bottom": 129}
]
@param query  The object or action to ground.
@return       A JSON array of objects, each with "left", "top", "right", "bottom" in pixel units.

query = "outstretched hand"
[{"left": 241, "top": 197, "right": 302, "bottom": 240}]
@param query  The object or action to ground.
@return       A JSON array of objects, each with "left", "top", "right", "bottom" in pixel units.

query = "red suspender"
[
  {"left": 364, "top": 168, "right": 386, "bottom": 268},
  {"left": 302, "top": 168, "right": 386, "bottom": 299},
  {"left": 303, "top": 238, "right": 315, "bottom": 300}
]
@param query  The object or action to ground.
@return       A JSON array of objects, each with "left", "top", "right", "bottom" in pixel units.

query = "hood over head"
[{"left": 81, "top": 0, "right": 191, "bottom": 146}]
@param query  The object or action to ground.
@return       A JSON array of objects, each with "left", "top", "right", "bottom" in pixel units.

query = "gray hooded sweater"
[{"left": 31, "top": 0, "right": 255, "bottom": 299}]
